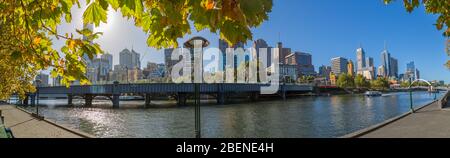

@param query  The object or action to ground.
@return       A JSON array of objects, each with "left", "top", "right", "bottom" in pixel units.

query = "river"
[{"left": 18, "top": 91, "right": 443, "bottom": 138}]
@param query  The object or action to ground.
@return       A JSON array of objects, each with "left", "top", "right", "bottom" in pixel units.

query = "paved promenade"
[
  {"left": 353, "top": 100, "right": 450, "bottom": 138},
  {"left": 0, "top": 105, "right": 92, "bottom": 138}
]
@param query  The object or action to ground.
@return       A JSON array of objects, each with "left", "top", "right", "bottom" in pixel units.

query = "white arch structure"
[{"left": 409, "top": 79, "right": 433, "bottom": 89}]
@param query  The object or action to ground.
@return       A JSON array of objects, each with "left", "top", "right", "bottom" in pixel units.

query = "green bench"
[{"left": 0, "top": 110, "right": 14, "bottom": 138}]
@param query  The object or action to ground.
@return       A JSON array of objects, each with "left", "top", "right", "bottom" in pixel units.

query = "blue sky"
[{"left": 53, "top": 0, "right": 449, "bottom": 82}]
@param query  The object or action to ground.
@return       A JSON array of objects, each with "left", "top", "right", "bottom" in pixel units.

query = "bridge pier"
[
  {"left": 177, "top": 93, "right": 187, "bottom": 106},
  {"left": 112, "top": 94, "right": 120, "bottom": 108},
  {"left": 217, "top": 84, "right": 225, "bottom": 105},
  {"left": 84, "top": 94, "right": 94, "bottom": 107},
  {"left": 280, "top": 85, "right": 287, "bottom": 100},
  {"left": 67, "top": 95, "right": 73, "bottom": 106},
  {"left": 217, "top": 92, "right": 225, "bottom": 105},
  {"left": 145, "top": 94, "right": 152, "bottom": 108},
  {"left": 250, "top": 92, "right": 260, "bottom": 101}
]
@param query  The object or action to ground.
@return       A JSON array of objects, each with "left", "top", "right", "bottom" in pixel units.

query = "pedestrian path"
[
  {"left": 354, "top": 100, "right": 450, "bottom": 138},
  {"left": 0, "top": 105, "right": 92, "bottom": 138}
]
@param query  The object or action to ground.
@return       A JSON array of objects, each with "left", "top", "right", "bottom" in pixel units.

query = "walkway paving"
[
  {"left": 0, "top": 105, "right": 91, "bottom": 138},
  {"left": 358, "top": 101, "right": 450, "bottom": 138}
]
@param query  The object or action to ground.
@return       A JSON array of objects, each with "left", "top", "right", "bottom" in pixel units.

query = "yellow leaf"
[
  {"left": 33, "top": 37, "right": 41, "bottom": 45},
  {"left": 205, "top": 0, "right": 214, "bottom": 10},
  {"left": 68, "top": 40, "right": 76, "bottom": 49}
]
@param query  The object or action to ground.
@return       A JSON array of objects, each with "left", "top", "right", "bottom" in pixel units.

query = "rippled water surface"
[{"left": 21, "top": 91, "right": 442, "bottom": 138}]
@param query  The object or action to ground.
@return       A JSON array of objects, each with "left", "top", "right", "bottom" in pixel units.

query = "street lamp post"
[
  {"left": 409, "top": 78, "right": 414, "bottom": 113},
  {"left": 435, "top": 90, "right": 437, "bottom": 100},
  {"left": 184, "top": 36, "right": 209, "bottom": 138}
]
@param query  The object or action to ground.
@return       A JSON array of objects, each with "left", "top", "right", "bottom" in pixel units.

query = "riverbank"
[
  {"left": 343, "top": 91, "right": 450, "bottom": 138},
  {"left": 0, "top": 104, "right": 94, "bottom": 138}
]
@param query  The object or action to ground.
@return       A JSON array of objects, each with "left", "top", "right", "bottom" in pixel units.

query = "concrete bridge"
[{"left": 27, "top": 82, "right": 314, "bottom": 108}]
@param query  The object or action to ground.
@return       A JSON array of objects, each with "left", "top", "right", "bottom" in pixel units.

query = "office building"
[
  {"left": 253, "top": 39, "right": 273, "bottom": 67},
  {"left": 415, "top": 69, "right": 420, "bottom": 80},
  {"left": 319, "top": 65, "right": 332, "bottom": 79},
  {"left": 389, "top": 57, "right": 398, "bottom": 78},
  {"left": 377, "top": 65, "right": 386, "bottom": 77},
  {"left": 366, "top": 57, "right": 374, "bottom": 67},
  {"left": 356, "top": 47, "right": 366, "bottom": 73},
  {"left": 285, "top": 51, "right": 316, "bottom": 76},
  {"left": 331, "top": 57, "right": 348, "bottom": 75},
  {"left": 219, "top": 39, "right": 246, "bottom": 71},
  {"left": 405, "top": 61, "right": 416, "bottom": 80},
  {"left": 143, "top": 62, "right": 166, "bottom": 79},
  {"left": 277, "top": 42, "right": 291, "bottom": 65},
  {"left": 119, "top": 48, "right": 141, "bottom": 69},
  {"left": 381, "top": 49, "right": 391, "bottom": 77},
  {"left": 347, "top": 60, "right": 354, "bottom": 76}
]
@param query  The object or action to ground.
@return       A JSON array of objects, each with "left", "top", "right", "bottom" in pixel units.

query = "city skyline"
[{"left": 49, "top": 0, "right": 449, "bottom": 82}]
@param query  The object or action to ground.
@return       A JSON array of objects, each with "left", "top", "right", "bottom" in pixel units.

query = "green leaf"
[{"left": 83, "top": 1, "right": 107, "bottom": 27}]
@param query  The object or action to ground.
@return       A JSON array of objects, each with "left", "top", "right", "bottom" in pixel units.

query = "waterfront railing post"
[
  {"left": 36, "top": 79, "right": 41, "bottom": 118},
  {"left": 409, "top": 78, "right": 414, "bottom": 113}
]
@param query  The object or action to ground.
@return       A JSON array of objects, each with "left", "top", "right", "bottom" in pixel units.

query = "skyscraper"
[
  {"left": 164, "top": 48, "right": 176, "bottom": 78},
  {"left": 381, "top": 49, "right": 391, "bottom": 77},
  {"left": 347, "top": 60, "right": 354, "bottom": 76},
  {"left": 415, "top": 69, "right": 420, "bottom": 80},
  {"left": 366, "top": 57, "right": 374, "bottom": 67},
  {"left": 389, "top": 57, "right": 398, "bottom": 78},
  {"left": 331, "top": 57, "right": 348, "bottom": 75},
  {"left": 101, "top": 53, "right": 113, "bottom": 70},
  {"left": 359, "top": 57, "right": 375, "bottom": 80},
  {"left": 406, "top": 61, "right": 415, "bottom": 73},
  {"left": 253, "top": 39, "right": 272, "bottom": 67},
  {"left": 219, "top": 39, "right": 245, "bottom": 71},
  {"left": 406, "top": 61, "right": 416, "bottom": 80},
  {"left": 356, "top": 47, "right": 366, "bottom": 73},
  {"left": 91, "top": 53, "right": 113, "bottom": 82},
  {"left": 119, "top": 48, "right": 141, "bottom": 69},
  {"left": 377, "top": 65, "right": 386, "bottom": 77}
]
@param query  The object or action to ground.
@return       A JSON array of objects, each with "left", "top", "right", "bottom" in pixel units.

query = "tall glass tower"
[{"left": 381, "top": 49, "right": 391, "bottom": 77}]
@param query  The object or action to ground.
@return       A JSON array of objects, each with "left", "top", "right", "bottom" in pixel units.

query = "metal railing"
[
  {"left": 438, "top": 91, "right": 450, "bottom": 109},
  {"left": 0, "top": 110, "right": 14, "bottom": 138}
]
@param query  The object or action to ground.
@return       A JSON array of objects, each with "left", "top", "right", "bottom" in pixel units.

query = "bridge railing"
[{"left": 37, "top": 83, "right": 314, "bottom": 95}]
